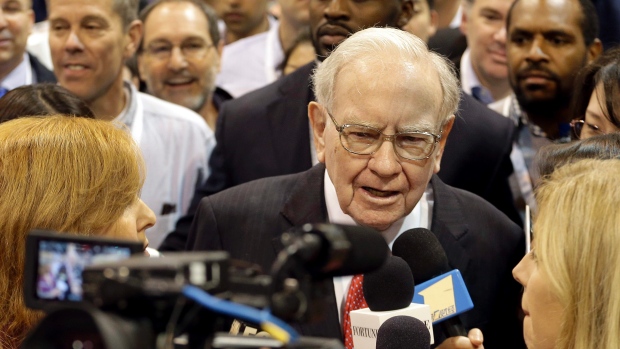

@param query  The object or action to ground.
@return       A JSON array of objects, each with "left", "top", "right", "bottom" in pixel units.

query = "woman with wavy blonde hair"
[
  {"left": 0, "top": 116, "right": 156, "bottom": 349},
  {"left": 513, "top": 159, "right": 620, "bottom": 349}
]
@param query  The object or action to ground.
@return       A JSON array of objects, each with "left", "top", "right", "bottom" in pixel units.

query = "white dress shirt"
[
  {"left": 323, "top": 169, "right": 434, "bottom": 324},
  {"left": 1, "top": 53, "right": 34, "bottom": 90},
  {"left": 116, "top": 82, "right": 215, "bottom": 248},
  {"left": 216, "top": 16, "right": 284, "bottom": 98}
]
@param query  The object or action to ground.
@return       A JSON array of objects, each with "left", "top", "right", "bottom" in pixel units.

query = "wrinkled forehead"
[
  {"left": 48, "top": 0, "right": 119, "bottom": 21},
  {"left": 2, "top": 0, "right": 33, "bottom": 8},
  {"left": 509, "top": 0, "right": 583, "bottom": 32},
  {"left": 143, "top": 2, "right": 212, "bottom": 40},
  {"left": 332, "top": 58, "right": 444, "bottom": 128}
]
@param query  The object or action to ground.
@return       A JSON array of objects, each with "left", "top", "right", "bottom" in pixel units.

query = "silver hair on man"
[{"left": 312, "top": 27, "right": 460, "bottom": 125}]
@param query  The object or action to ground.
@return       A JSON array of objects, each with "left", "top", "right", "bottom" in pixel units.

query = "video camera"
[{"left": 21, "top": 224, "right": 389, "bottom": 349}]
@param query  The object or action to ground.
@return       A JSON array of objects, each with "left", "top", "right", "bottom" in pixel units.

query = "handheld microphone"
[
  {"left": 274, "top": 223, "right": 390, "bottom": 278},
  {"left": 376, "top": 316, "right": 431, "bottom": 349},
  {"left": 270, "top": 223, "right": 389, "bottom": 321},
  {"left": 349, "top": 256, "right": 433, "bottom": 349},
  {"left": 392, "top": 228, "right": 473, "bottom": 338}
]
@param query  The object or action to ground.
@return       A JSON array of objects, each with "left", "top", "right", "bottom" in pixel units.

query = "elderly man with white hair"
[{"left": 187, "top": 27, "right": 524, "bottom": 349}]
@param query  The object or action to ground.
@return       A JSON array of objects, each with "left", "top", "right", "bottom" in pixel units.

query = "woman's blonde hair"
[
  {"left": 535, "top": 159, "right": 620, "bottom": 349},
  {"left": 0, "top": 116, "right": 144, "bottom": 348}
]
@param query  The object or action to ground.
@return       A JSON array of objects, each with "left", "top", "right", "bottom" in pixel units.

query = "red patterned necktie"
[{"left": 343, "top": 274, "right": 368, "bottom": 349}]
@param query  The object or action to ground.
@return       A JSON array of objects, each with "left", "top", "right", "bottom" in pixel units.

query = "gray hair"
[
  {"left": 113, "top": 0, "right": 139, "bottom": 31},
  {"left": 312, "top": 27, "right": 460, "bottom": 125}
]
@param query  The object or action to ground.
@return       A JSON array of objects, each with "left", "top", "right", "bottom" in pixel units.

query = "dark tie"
[
  {"left": 471, "top": 86, "right": 494, "bottom": 105},
  {"left": 343, "top": 274, "right": 368, "bottom": 349}
]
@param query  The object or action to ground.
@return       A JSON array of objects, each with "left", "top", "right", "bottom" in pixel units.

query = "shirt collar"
[
  {"left": 323, "top": 168, "right": 433, "bottom": 249},
  {"left": 114, "top": 80, "right": 138, "bottom": 126},
  {"left": 1, "top": 53, "right": 32, "bottom": 90},
  {"left": 460, "top": 48, "right": 484, "bottom": 95}
]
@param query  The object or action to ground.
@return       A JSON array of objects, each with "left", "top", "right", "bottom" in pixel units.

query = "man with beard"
[
  {"left": 138, "top": 0, "right": 231, "bottom": 131},
  {"left": 48, "top": 0, "right": 214, "bottom": 249},
  {"left": 505, "top": 0, "right": 602, "bottom": 195}
]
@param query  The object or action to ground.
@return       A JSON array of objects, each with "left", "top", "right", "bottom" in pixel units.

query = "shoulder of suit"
[
  {"left": 436, "top": 178, "right": 521, "bottom": 232},
  {"left": 209, "top": 166, "right": 319, "bottom": 204},
  {"left": 220, "top": 61, "right": 315, "bottom": 114}
]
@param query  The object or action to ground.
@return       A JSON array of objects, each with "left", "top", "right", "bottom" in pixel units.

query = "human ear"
[
  {"left": 308, "top": 101, "right": 327, "bottom": 163},
  {"left": 124, "top": 20, "right": 143, "bottom": 59},
  {"left": 432, "top": 116, "right": 455, "bottom": 173},
  {"left": 398, "top": 0, "right": 414, "bottom": 28},
  {"left": 586, "top": 38, "right": 603, "bottom": 64}
]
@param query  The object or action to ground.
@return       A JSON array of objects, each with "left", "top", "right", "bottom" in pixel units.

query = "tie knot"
[{"left": 471, "top": 86, "right": 494, "bottom": 105}]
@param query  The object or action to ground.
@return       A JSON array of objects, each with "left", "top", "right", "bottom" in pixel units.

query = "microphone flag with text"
[
  {"left": 349, "top": 256, "right": 434, "bottom": 349},
  {"left": 392, "top": 228, "right": 473, "bottom": 338}
]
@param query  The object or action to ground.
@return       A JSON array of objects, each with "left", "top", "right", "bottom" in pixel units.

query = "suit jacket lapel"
[
  {"left": 270, "top": 163, "right": 328, "bottom": 255},
  {"left": 270, "top": 164, "right": 342, "bottom": 339},
  {"left": 430, "top": 175, "right": 472, "bottom": 275},
  {"left": 267, "top": 62, "right": 316, "bottom": 174},
  {"left": 28, "top": 54, "right": 57, "bottom": 83}
]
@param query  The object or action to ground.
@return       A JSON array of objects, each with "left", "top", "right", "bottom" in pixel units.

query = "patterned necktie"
[{"left": 343, "top": 274, "right": 368, "bottom": 349}]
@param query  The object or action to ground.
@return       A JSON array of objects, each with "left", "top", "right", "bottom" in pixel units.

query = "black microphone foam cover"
[
  {"left": 376, "top": 316, "right": 430, "bottom": 349},
  {"left": 300, "top": 223, "right": 389, "bottom": 277},
  {"left": 392, "top": 228, "right": 450, "bottom": 284},
  {"left": 363, "top": 256, "right": 414, "bottom": 311}
]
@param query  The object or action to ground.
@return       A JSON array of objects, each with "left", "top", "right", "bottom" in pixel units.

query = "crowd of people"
[{"left": 0, "top": 0, "right": 619, "bottom": 348}]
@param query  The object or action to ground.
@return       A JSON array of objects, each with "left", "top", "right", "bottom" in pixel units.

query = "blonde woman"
[
  {"left": 513, "top": 159, "right": 620, "bottom": 349},
  {"left": 0, "top": 116, "right": 156, "bottom": 349}
]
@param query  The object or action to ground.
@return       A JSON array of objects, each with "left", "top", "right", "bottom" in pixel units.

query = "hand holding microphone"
[
  {"left": 392, "top": 228, "right": 472, "bottom": 337},
  {"left": 434, "top": 328, "right": 484, "bottom": 349},
  {"left": 392, "top": 228, "right": 484, "bottom": 348}
]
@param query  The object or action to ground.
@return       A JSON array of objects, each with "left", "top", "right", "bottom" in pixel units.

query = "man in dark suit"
[
  {"left": 0, "top": 0, "right": 56, "bottom": 94},
  {"left": 188, "top": 27, "right": 525, "bottom": 349},
  {"left": 458, "top": 0, "right": 514, "bottom": 105},
  {"left": 160, "top": 0, "right": 519, "bottom": 251}
]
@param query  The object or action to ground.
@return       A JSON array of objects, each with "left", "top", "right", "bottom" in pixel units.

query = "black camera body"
[
  {"left": 23, "top": 229, "right": 144, "bottom": 312},
  {"left": 22, "top": 224, "right": 388, "bottom": 349}
]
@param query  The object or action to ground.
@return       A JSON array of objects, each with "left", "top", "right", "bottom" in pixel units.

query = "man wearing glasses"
[
  {"left": 188, "top": 27, "right": 524, "bottom": 349},
  {"left": 137, "top": 0, "right": 231, "bottom": 131},
  {"left": 48, "top": 0, "right": 215, "bottom": 248}
]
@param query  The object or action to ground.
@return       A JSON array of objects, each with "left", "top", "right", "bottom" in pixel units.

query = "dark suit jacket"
[
  {"left": 160, "top": 61, "right": 520, "bottom": 251},
  {"left": 29, "top": 54, "right": 56, "bottom": 83},
  {"left": 428, "top": 28, "right": 468, "bottom": 67},
  {"left": 187, "top": 164, "right": 525, "bottom": 349},
  {"left": 594, "top": 0, "right": 620, "bottom": 49}
]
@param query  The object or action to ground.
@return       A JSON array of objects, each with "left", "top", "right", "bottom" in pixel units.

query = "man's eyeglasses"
[
  {"left": 144, "top": 41, "right": 214, "bottom": 61},
  {"left": 326, "top": 110, "right": 442, "bottom": 161},
  {"left": 570, "top": 119, "right": 602, "bottom": 140}
]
